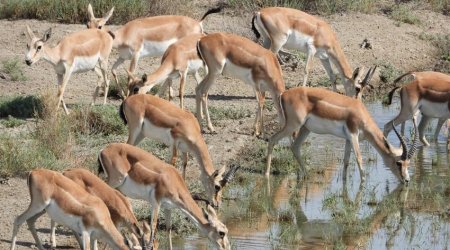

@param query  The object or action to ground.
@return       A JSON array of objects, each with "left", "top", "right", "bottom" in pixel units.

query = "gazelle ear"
[
  {"left": 352, "top": 67, "right": 361, "bottom": 80},
  {"left": 42, "top": 28, "right": 52, "bottom": 42},
  {"left": 25, "top": 25, "right": 35, "bottom": 40},
  {"left": 87, "top": 3, "right": 95, "bottom": 20},
  {"left": 103, "top": 6, "right": 115, "bottom": 22},
  {"left": 141, "top": 73, "right": 148, "bottom": 83}
]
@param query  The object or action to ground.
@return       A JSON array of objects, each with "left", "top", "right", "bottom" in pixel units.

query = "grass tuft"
[
  {"left": 2, "top": 57, "right": 27, "bottom": 81},
  {"left": 0, "top": 95, "right": 42, "bottom": 118},
  {"left": 1, "top": 115, "right": 26, "bottom": 128}
]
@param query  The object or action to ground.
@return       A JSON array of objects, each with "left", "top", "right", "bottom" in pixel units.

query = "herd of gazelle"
[{"left": 14, "top": 3, "right": 449, "bottom": 250}]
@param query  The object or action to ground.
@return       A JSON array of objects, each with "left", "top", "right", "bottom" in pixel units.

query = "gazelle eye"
[
  {"left": 98, "top": 25, "right": 102, "bottom": 29},
  {"left": 37, "top": 45, "right": 42, "bottom": 51},
  {"left": 219, "top": 231, "right": 225, "bottom": 238},
  {"left": 215, "top": 185, "right": 221, "bottom": 192}
]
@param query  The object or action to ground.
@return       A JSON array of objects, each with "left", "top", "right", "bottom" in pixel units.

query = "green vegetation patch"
[
  {"left": 209, "top": 105, "right": 252, "bottom": 121},
  {"left": 0, "top": 0, "right": 191, "bottom": 24},
  {"left": 1, "top": 115, "right": 26, "bottom": 128},
  {"left": 2, "top": 57, "right": 27, "bottom": 81}
]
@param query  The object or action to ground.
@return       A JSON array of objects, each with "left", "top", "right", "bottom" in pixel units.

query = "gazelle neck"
[
  {"left": 42, "top": 45, "right": 61, "bottom": 66},
  {"left": 140, "top": 63, "right": 174, "bottom": 93},
  {"left": 331, "top": 44, "right": 353, "bottom": 81},
  {"left": 177, "top": 190, "right": 211, "bottom": 233},
  {"left": 363, "top": 118, "right": 399, "bottom": 159},
  {"left": 194, "top": 140, "right": 216, "bottom": 178}
]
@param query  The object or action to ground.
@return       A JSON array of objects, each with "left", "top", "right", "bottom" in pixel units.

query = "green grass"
[
  {"left": 1, "top": 115, "right": 26, "bottom": 128},
  {"left": 228, "top": 0, "right": 377, "bottom": 14},
  {"left": 209, "top": 105, "right": 252, "bottom": 121},
  {"left": 378, "top": 62, "right": 401, "bottom": 84},
  {"left": 0, "top": 0, "right": 191, "bottom": 24},
  {"left": 390, "top": 5, "right": 421, "bottom": 25},
  {"left": 2, "top": 58, "right": 27, "bottom": 81}
]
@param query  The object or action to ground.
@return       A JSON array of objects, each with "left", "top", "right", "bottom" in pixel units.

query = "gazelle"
[
  {"left": 266, "top": 87, "right": 419, "bottom": 184},
  {"left": 252, "top": 7, "right": 365, "bottom": 95},
  {"left": 25, "top": 26, "right": 114, "bottom": 114},
  {"left": 127, "top": 34, "right": 206, "bottom": 109},
  {"left": 86, "top": 4, "right": 222, "bottom": 90},
  {"left": 195, "top": 32, "right": 285, "bottom": 136},
  {"left": 384, "top": 71, "right": 450, "bottom": 146},
  {"left": 98, "top": 143, "right": 232, "bottom": 250},
  {"left": 87, "top": 3, "right": 115, "bottom": 31},
  {"left": 119, "top": 93, "right": 239, "bottom": 207},
  {"left": 11, "top": 169, "right": 129, "bottom": 250},
  {"left": 49, "top": 168, "right": 144, "bottom": 249}
]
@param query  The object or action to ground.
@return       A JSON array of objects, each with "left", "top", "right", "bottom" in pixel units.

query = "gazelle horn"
[
  {"left": 220, "top": 164, "right": 241, "bottom": 187},
  {"left": 407, "top": 117, "right": 419, "bottom": 159},
  {"left": 392, "top": 121, "right": 408, "bottom": 160}
]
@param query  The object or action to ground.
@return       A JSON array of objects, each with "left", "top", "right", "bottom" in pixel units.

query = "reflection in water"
[{"left": 173, "top": 102, "right": 450, "bottom": 249}]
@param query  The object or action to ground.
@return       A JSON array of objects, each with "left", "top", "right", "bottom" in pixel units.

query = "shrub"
[
  {"left": 390, "top": 5, "right": 421, "bottom": 25},
  {"left": 69, "top": 105, "right": 126, "bottom": 136},
  {"left": 378, "top": 62, "right": 401, "bottom": 83},
  {"left": 0, "top": 95, "right": 42, "bottom": 118},
  {"left": 2, "top": 57, "right": 27, "bottom": 81}
]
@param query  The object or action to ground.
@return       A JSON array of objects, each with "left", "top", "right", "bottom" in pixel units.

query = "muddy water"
[{"left": 173, "top": 102, "right": 450, "bottom": 249}]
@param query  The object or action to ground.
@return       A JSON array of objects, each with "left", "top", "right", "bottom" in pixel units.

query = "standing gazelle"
[
  {"left": 11, "top": 169, "right": 129, "bottom": 250},
  {"left": 98, "top": 143, "right": 232, "bottom": 250},
  {"left": 86, "top": 4, "right": 222, "bottom": 89},
  {"left": 127, "top": 34, "right": 206, "bottom": 109},
  {"left": 50, "top": 168, "right": 144, "bottom": 249},
  {"left": 119, "top": 93, "right": 239, "bottom": 207},
  {"left": 25, "top": 26, "right": 114, "bottom": 114},
  {"left": 384, "top": 71, "right": 450, "bottom": 146},
  {"left": 266, "top": 87, "right": 419, "bottom": 184},
  {"left": 252, "top": 7, "right": 366, "bottom": 96},
  {"left": 196, "top": 32, "right": 286, "bottom": 136}
]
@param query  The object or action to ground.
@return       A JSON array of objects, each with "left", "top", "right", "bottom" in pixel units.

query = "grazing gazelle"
[
  {"left": 127, "top": 34, "right": 206, "bottom": 109},
  {"left": 24, "top": 26, "right": 114, "bottom": 114},
  {"left": 98, "top": 143, "right": 233, "bottom": 250},
  {"left": 195, "top": 32, "right": 286, "bottom": 136},
  {"left": 50, "top": 168, "right": 144, "bottom": 249},
  {"left": 119, "top": 93, "right": 239, "bottom": 207},
  {"left": 252, "top": 7, "right": 366, "bottom": 95},
  {"left": 86, "top": 4, "right": 222, "bottom": 90},
  {"left": 11, "top": 169, "right": 129, "bottom": 250},
  {"left": 384, "top": 71, "right": 450, "bottom": 146},
  {"left": 266, "top": 87, "right": 419, "bottom": 184}
]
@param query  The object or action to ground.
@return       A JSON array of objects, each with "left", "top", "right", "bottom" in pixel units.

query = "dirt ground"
[{"left": 0, "top": 3, "right": 449, "bottom": 249}]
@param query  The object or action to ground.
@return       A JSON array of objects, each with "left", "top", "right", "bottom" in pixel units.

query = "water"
[{"left": 173, "top": 102, "right": 450, "bottom": 249}]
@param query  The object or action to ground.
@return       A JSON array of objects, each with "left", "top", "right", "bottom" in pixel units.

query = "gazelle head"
[
  {"left": 347, "top": 66, "right": 377, "bottom": 97},
  {"left": 126, "top": 71, "right": 147, "bottom": 97},
  {"left": 354, "top": 66, "right": 377, "bottom": 99},
  {"left": 24, "top": 26, "right": 51, "bottom": 66},
  {"left": 386, "top": 118, "right": 419, "bottom": 184},
  {"left": 202, "top": 205, "right": 231, "bottom": 250},
  {"left": 86, "top": 3, "right": 114, "bottom": 30},
  {"left": 209, "top": 164, "right": 240, "bottom": 207}
]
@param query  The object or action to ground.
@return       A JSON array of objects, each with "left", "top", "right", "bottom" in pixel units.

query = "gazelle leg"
[
  {"left": 418, "top": 115, "right": 432, "bottom": 146},
  {"left": 299, "top": 45, "right": 316, "bottom": 87},
  {"left": 165, "top": 209, "right": 173, "bottom": 250},
  {"left": 179, "top": 71, "right": 188, "bottom": 109},
  {"left": 50, "top": 220, "right": 57, "bottom": 248},
  {"left": 11, "top": 201, "right": 47, "bottom": 250},
  {"left": 349, "top": 134, "right": 364, "bottom": 182},
  {"left": 170, "top": 145, "right": 178, "bottom": 166},
  {"left": 343, "top": 140, "right": 352, "bottom": 182},
  {"left": 266, "top": 122, "right": 299, "bottom": 176},
  {"left": 149, "top": 205, "right": 160, "bottom": 249},
  {"left": 82, "top": 230, "right": 91, "bottom": 250},
  {"left": 111, "top": 57, "right": 125, "bottom": 89},
  {"left": 253, "top": 87, "right": 266, "bottom": 136},
  {"left": 26, "top": 210, "right": 46, "bottom": 250},
  {"left": 195, "top": 73, "right": 219, "bottom": 132},
  {"left": 57, "top": 65, "right": 74, "bottom": 115},
  {"left": 434, "top": 118, "right": 447, "bottom": 142},
  {"left": 182, "top": 152, "right": 188, "bottom": 179},
  {"left": 99, "top": 59, "right": 110, "bottom": 105},
  {"left": 92, "top": 66, "right": 103, "bottom": 105},
  {"left": 291, "top": 126, "right": 311, "bottom": 176}
]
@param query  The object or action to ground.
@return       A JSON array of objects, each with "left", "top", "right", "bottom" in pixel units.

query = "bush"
[
  {"left": 0, "top": 95, "right": 42, "bottom": 118},
  {"left": 378, "top": 62, "right": 401, "bottom": 83},
  {"left": 390, "top": 5, "right": 421, "bottom": 25},
  {"left": 69, "top": 105, "right": 126, "bottom": 136}
]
